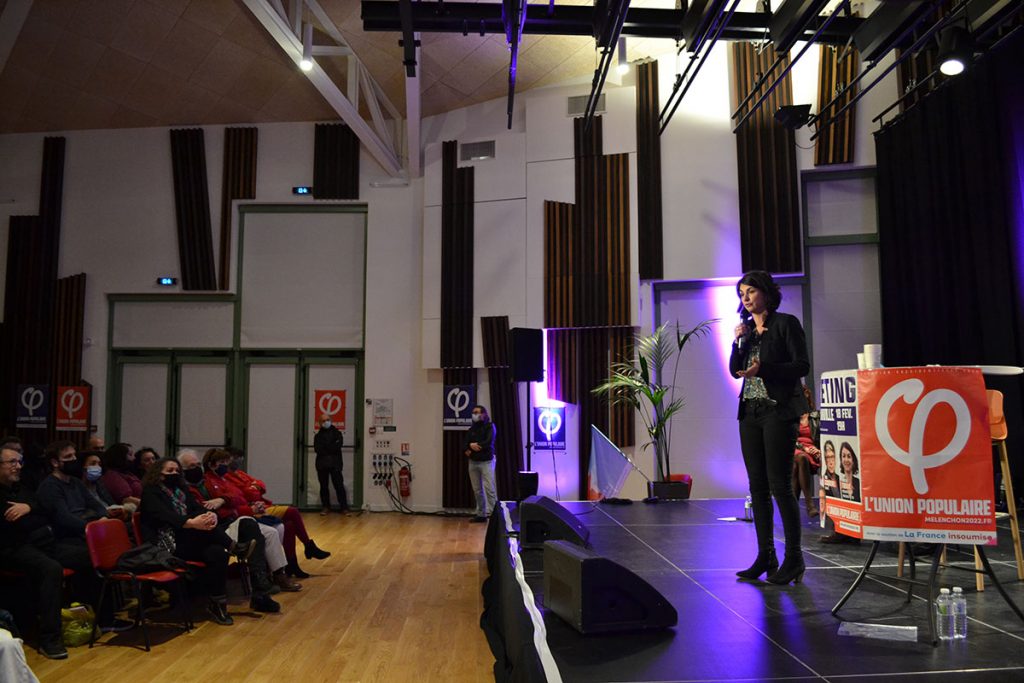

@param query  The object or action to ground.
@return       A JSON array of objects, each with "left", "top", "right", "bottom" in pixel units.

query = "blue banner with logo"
[
  {"left": 443, "top": 385, "right": 476, "bottom": 431},
  {"left": 533, "top": 406, "right": 566, "bottom": 450},
  {"left": 16, "top": 384, "right": 49, "bottom": 429}
]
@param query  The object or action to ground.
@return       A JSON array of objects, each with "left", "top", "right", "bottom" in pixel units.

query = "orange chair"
[
  {"left": 85, "top": 518, "right": 191, "bottom": 651},
  {"left": 973, "top": 390, "right": 1024, "bottom": 589}
]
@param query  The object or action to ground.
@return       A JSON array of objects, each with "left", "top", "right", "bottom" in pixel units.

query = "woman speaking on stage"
[{"left": 729, "top": 271, "right": 810, "bottom": 585}]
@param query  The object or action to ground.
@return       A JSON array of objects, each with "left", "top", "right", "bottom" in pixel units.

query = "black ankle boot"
[
  {"left": 250, "top": 592, "right": 281, "bottom": 613},
  {"left": 766, "top": 552, "right": 806, "bottom": 585},
  {"left": 304, "top": 539, "right": 331, "bottom": 560},
  {"left": 736, "top": 548, "right": 778, "bottom": 580},
  {"left": 286, "top": 558, "right": 310, "bottom": 579}
]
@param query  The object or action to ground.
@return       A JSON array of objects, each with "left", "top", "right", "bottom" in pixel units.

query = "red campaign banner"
[
  {"left": 313, "top": 390, "right": 346, "bottom": 432},
  {"left": 56, "top": 385, "right": 91, "bottom": 432},
  {"left": 857, "top": 367, "right": 995, "bottom": 544}
]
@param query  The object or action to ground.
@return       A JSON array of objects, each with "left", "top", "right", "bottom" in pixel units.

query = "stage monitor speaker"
[
  {"left": 543, "top": 540, "right": 678, "bottom": 634},
  {"left": 510, "top": 327, "right": 544, "bottom": 382},
  {"left": 519, "top": 495, "right": 589, "bottom": 549}
]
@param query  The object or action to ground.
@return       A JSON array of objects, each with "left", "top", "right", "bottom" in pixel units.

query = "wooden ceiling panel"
[
  {"left": 148, "top": 19, "right": 220, "bottom": 81},
  {"left": 109, "top": 1, "right": 180, "bottom": 63},
  {"left": 39, "top": 30, "right": 105, "bottom": 88},
  {"left": 180, "top": 0, "right": 242, "bottom": 36},
  {"left": 188, "top": 38, "right": 256, "bottom": 94},
  {"left": 83, "top": 48, "right": 147, "bottom": 102}
]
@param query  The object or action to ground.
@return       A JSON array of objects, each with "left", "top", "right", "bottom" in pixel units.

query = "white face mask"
[
  {"left": 321, "top": 420, "right": 332, "bottom": 429},
  {"left": 471, "top": 413, "right": 482, "bottom": 423}
]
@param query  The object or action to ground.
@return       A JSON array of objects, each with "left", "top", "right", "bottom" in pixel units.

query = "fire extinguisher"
[{"left": 399, "top": 465, "right": 411, "bottom": 498}]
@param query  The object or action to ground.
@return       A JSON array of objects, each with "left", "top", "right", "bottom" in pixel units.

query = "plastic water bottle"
[
  {"left": 744, "top": 494, "right": 753, "bottom": 521},
  {"left": 935, "top": 588, "right": 953, "bottom": 641},
  {"left": 952, "top": 587, "right": 968, "bottom": 639}
]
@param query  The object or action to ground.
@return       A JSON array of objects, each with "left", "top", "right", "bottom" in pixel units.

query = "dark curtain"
[
  {"left": 636, "top": 60, "right": 664, "bottom": 280},
  {"left": 877, "top": 29, "right": 1024, "bottom": 480},
  {"left": 313, "top": 123, "right": 360, "bottom": 199},
  {"left": 481, "top": 316, "right": 524, "bottom": 501},
  {"left": 170, "top": 128, "right": 217, "bottom": 291},
  {"left": 219, "top": 127, "right": 258, "bottom": 290}
]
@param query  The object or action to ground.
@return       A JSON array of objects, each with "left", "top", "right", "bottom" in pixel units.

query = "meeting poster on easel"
[
  {"left": 820, "top": 370, "right": 864, "bottom": 539},
  {"left": 820, "top": 367, "right": 996, "bottom": 544}
]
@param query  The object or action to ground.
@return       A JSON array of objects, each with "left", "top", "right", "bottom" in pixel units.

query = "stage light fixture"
[
  {"left": 938, "top": 25, "right": 972, "bottom": 76},
  {"left": 775, "top": 103, "right": 812, "bottom": 130},
  {"left": 300, "top": 23, "right": 314, "bottom": 71},
  {"left": 616, "top": 37, "right": 629, "bottom": 75}
]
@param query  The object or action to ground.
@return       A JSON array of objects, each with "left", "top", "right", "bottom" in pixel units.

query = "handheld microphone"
[{"left": 737, "top": 317, "right": 748, "bottom": 350}]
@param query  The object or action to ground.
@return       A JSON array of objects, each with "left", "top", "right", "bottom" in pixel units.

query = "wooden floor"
[{"left": 25, "top": 512, "right": 495, "bottom": 682}]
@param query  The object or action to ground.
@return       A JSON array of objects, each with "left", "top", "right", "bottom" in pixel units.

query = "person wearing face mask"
[
  {"left": 99, "top": 443, "right": 143, "bottom": 509},
  {"left": 313, "top": 413, "right": 350, "bottom": 516},
  {"left": 463, "top": 405, "right": 497, "bottom": 523},
  {"left": 139, "top": 458, "right": 242, "bottom": 625},
  {"left": 35, "top": 441, "right": 110, "bottom": 539}
]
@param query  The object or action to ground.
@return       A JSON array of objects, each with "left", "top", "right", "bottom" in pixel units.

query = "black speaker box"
[
  {"left": 519, "top": 495, "right": 589, "bottom": 549},
  {"left": 510, "top": 327, "right": 544, "bottom": 382},
  {"left": 517, "top": 471, "right": 539, "bottom": 502},
  {"left": 543, "top": 540, "right": 678, "bottom": 634}
]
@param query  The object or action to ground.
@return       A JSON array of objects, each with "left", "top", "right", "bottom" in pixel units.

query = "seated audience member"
[
  {"left": 0, "top": 625, "right": 39, "bottom": 682},
  {"left": 0, "top": 444, "right": 121, "bottom": 659},
  {"left": 35, "top": 442, "right": 109, "bottom": 539},
  {"left": 135, "top": 447, "right": 159, "bottom": 476},
  {"left": 224, "top": 447, "right": 330, "bottom": 577},
  {"left": 792, "top": 386, "right": 821, "bottom": 518},
  {"left": 178, "top": 449, "right": 300, "bottom": 594},
  {"left": 4, "top": 438, "right": 45, "bottom": 494},
  {"left": 100, "top": 444, "right": 142, "bottom": 507},
  {"left": 139, "top": 458, "right": 241, "bottom": 625},
  {"left": 88, "top": 435, "right": 105, "bottom": 451},
  {"left": 78, "top": 451, "right": 131, "bottom": 518}
]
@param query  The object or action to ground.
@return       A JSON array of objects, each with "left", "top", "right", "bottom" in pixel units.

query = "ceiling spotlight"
[
  {"left": 616, "top": 37, "right": 629, "bottom": 75},
  {"left": 937, "top": 25, "right": 972, "bottom": 76},
  {"left": 775, "top": 104, "right": 812, "bottom": 130},
  {"left": 300, "top": 23, "right": 314, "bottom": 72}
]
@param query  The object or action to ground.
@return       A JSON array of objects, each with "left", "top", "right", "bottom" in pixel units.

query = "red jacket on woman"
[{"left": 203, "top": 471, "right": 254, "bottom": 517}]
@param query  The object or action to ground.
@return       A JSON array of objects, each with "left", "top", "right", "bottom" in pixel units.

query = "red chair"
[{"left": 85, "top": 518, "right": 191, "bottom": 651}]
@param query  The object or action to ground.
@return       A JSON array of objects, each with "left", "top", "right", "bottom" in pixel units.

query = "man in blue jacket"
[{"left": 463, "top": 405, "right": 497, "bottom": 523}]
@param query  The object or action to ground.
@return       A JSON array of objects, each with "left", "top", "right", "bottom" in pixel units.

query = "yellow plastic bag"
[{"left": 60, "top": 602, "right": 95, "bottom": 647}]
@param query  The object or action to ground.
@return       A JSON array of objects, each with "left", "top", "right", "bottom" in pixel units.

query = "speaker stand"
[{"left": 524, "top": 380, "right": 533, "bottom": 471}]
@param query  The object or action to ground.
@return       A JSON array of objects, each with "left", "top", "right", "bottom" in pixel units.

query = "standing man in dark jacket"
[
  {"left": 463, "top": 405, "right": 497, "bottom": 523},
  {"left": 313, "top": 414, "right": 349, "bottom": 516}
]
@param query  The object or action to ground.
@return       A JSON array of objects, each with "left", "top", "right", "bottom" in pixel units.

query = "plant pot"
[{"left": 647, "top": 480, "right": 691, "bottom": 500}]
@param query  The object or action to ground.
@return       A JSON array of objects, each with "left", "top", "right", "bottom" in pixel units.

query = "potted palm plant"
[{"left": 593, "top": 319, "right": 715, "bottom": 499}]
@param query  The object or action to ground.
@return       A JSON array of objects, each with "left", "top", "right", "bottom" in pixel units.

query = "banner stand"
[{"left": 832, "top": 542, "right": 1024, "bottom": 645}]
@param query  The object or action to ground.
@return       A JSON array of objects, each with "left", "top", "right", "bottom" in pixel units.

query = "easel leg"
[
  {"left": 927, "top": 545, "right": 944, "bottom": 646},
  {"left": 832, "top": 541, "right": 879, "bottom": 616}
]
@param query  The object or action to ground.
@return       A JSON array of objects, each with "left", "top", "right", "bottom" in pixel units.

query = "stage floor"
[{"left": 515, "top": 499, "right": 1024, "bottom": 682}]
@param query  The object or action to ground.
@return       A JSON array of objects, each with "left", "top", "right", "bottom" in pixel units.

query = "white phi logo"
[
  {"left": 318, "top": 392, "right": 343, "bottom": 418},
  {"left": 21, "top": 387, "right": 44, "bottom": 416},
  {"left": 537, "top": 409, "right": 562, "bottom": 441},
  {"left": 874, "top": 378, "right": 971, "bottom": 495},
  {"left": 61, "top": 389, "right": 85, "bottom": 416},
  {"left": 446, "top": 388, "right": 470, "bottom": 417}
]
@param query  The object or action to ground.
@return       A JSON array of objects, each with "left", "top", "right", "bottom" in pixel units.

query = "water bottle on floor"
[
  {"left": 952, "top": 586, "right": 967, "bottom": 639},
  {"left": 744, "top": 494, "right": 753, "bottom": 521},
  {"left": 935, "top": 588, "right": 953, "bottom": 641}
]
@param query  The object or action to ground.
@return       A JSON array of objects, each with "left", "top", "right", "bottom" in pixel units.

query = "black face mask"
[
  {"left": 163, "top": 473, "right": 183, "bottom": 489},
  {"left": 183, "top": 467, "right": 204, "bottom": 485},
  {"left": 214, "top": 464, "right": 229, "bottom": 477},
  {"left": 60, "top": 460, "right": 83, "bottom": 478}
]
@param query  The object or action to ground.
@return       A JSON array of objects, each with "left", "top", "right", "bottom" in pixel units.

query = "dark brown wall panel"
[
  {"left": 543, "top": 200, "right": 575, "bottom": 329},
  {"left": 440, "top": 141, "right": 475, "bottom": 369},
  {"left": 814, "top": 45, "right": 858, "bottom": 166},
  {"left": 545, "top": 329, "right": 577, "bottom": 405},
  {"left": 219, "top": 127, "right": 258, "bottom": 290},
  {"left": 636, "top": 60, "right": 664, "bottom": 280},
  {"left": 481, "top": 316, "right": 524, "bottom": 500},
  {"left": 313, "top": 123, "right": 359, "bottom": 199},
  {"left": 732, "top": 43, "right": 802, "bottom": 274},
  {"left": 170, "top": 128, "right": 217, "bottom": 291}
]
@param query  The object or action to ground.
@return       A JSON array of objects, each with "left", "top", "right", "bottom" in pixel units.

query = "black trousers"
[
  {"left": 173, "top": 528, "right": 230, "bottom": 599},
  {"left": 738, "top": 405, "right": 802, "bottom": 556},
  {"left": 317, "top": 465, "right": 348, "bottom": 511},
  {"left": 0, "top": 537, "right": 104, "bottom": 644}
]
